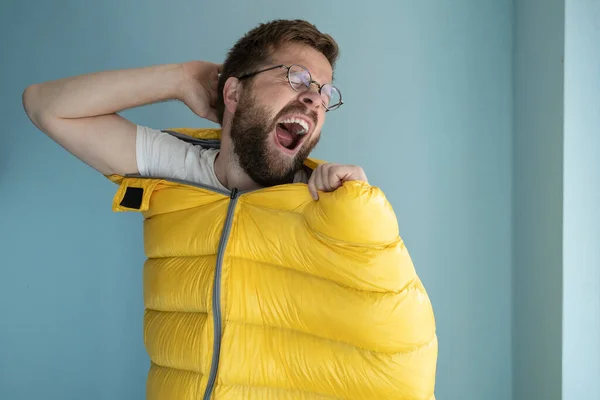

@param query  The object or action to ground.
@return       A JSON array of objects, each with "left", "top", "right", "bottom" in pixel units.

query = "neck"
[{"left": 213, "top": 144, "right": 263, "bottom": 192}]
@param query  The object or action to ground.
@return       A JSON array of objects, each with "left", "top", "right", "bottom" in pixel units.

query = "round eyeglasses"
[{"left": 237, "top": 64, "right": 343, "bottom": 112}]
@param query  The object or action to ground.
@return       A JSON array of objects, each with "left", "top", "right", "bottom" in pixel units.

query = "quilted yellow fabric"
[{"left": 108, "top": 128, "right": 437, "bottom": 400}]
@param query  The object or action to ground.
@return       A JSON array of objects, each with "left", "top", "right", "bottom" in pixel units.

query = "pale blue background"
[
  {"left": 561, "top": 0, "right": 600, "bottom": 398},
  {"left": 1, "top": 1, "right": 597, "bottom": 399},
  {"left": 513, "top": 1, "right": 600, "bottom": 400}
]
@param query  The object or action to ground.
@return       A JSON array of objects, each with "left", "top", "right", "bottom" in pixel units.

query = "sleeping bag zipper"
[
  {"left": 202, "top": 187, "right": 240, "bottom": 400},
  {"left": 119, "top": 173, "right": 247, "bottom": 398}
]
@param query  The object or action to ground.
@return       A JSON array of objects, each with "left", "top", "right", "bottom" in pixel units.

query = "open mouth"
[{"left": 275, "top": 117, "right": 310, "bottom": 151}]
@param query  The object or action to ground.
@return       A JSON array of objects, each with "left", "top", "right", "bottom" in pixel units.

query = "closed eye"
[{"left": 289, "top": 71, "right": 310, "bottom": 87}]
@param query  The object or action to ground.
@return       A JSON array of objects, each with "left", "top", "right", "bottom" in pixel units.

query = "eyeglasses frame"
[{"left": 236, "top": 64, "right": 343, "bottom": 112}]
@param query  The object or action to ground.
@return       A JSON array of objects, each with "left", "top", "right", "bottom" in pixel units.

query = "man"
[
  {"left": 22, "top": 19, "right": 367, "bottom": 199},
  {"left": 23, "top": 19, "right": 437, "bottom": 400}
]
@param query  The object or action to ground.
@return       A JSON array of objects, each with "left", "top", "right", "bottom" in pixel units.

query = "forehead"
[{"left": 270, "top": 43, "right": 333, "bottom": 83}]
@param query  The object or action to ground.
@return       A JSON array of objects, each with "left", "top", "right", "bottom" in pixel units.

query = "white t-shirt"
[
  {"left": 135, "top": 125, "right": 309, "bottom": 189},
  {"left": 136, "top": 125, "right": 227, "bottom": 190}
]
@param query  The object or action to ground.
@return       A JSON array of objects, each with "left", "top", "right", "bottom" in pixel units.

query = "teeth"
[{"left": 281, "top": 117, "right": 308, "bottom": 135}]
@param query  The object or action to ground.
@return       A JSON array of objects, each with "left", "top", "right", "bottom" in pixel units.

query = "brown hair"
[{"left": 216, "top": 19, "right": 340, "bottom": 124}]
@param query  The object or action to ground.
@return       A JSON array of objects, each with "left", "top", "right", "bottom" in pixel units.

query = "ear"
[{"left": 223, "top": 77, "right": 241, "bottom": 114}]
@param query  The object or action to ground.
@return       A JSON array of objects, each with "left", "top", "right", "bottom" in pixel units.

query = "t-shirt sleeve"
[
  {"left": 135, "top": 125, "right": 226, "bottom": 190},
  {"left": 136, "top": 125, "right": 196, "bottom": 179}
]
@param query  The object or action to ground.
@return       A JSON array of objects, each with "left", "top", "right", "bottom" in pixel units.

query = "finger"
[
  {"left": 338, "top": 166, "right": 367, "bottom": 184},
  {"left": 308, "top": 181, "right": 318, "bottom": 200},
  {"left": 314, "top": 164, "right": 327, "bottom": 191},
  {"left": 315, "top": 164, "right": 329, "bottom": 192},
  {"left": 327, "top": 165, "right": 344, "bottom": 192},
  {"left": 350, "top": 167, "right": 368, "bottom": 183},
  {"left": 359, "top": 170, "right": 368, "bottom": 182},
  {"left": 308, "top": 167, "right": 319, "bottom": 200},
  {"left": 314, "top": 166, "right": 327, "bottom": 199}
]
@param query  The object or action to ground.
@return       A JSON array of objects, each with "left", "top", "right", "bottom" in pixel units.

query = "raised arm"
[{"left": 22, "top": 61, "right": 221, "bottom": 175}]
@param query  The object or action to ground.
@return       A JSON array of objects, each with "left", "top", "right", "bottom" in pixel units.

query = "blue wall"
[
  {"left": 512, "top": 1, "right": 565, "bottom": 399},
  {"left": 0, "top": 1, "right": 513, "bottom": 399},
  {"left": 562, "top": 0, "right": 600, "bottom": 398},
  {"left": 513, "top": 1, "right": 600, "bottom": 399}
]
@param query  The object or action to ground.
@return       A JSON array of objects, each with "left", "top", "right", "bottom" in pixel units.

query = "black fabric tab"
[{"left": 120, "top": 187, "right": 144, "bottom": 209}]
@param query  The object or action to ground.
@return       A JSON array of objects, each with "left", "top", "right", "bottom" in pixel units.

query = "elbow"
[
  {"left": 22, "top": 84, "right": 36, "bottom": 115},
  {"left": 22, "top": 84, "right": 40, "bottom": 124},
  {"left": 22, "top": 84, "right": 51, "bottom": 131}
]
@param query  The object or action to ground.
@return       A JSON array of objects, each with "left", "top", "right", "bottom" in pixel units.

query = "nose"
[{"left": 298, "top": 86, "right": 322, "bottom": 111}]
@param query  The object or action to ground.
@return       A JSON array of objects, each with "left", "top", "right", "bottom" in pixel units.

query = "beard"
[{"left": 228, "top": 89, "right": 320, "bottom": 187}]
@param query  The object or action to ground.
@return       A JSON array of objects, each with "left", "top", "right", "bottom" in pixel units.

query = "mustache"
[{"left": 272, "top": 102, "right": 318, "bottom": 128}]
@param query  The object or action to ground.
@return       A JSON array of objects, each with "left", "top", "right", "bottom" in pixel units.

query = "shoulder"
[
  {"left": 135, "top": 125, "right": 215, "bottom": 180},
  {"left": 137, "top": 125, "right": 215, "bottom": 156},
  {"left": 137, "top": 125, "right": 188, "bottom": 147}
]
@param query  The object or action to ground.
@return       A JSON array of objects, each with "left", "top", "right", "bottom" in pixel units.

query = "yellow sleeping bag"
[{"left": 108, "top": 128, "right": 438, "bottom": 400}]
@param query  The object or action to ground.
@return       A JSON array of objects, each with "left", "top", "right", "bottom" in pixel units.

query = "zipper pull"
[{"left": 230, "top": 188, "right": 239, "bottom": 199}]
